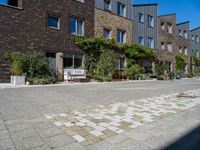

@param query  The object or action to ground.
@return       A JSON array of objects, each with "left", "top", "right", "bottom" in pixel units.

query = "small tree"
[{"left": 175, "top": 55, "right": 185, "bottom": 75}]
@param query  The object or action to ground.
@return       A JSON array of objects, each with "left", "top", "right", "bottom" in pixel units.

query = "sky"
[{"left": 133, "top": 0, "right": 200, "bottom": 29}]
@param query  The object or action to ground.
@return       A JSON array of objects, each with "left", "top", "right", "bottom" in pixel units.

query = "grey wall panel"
[
  {"left": 190, "top": 29, "right": 200, "bottom": 57},
  {"left": 132, "top": 5, "right": 157, "bottom": 49},
  {"left": 95, "top": 0, "right": 132, "bottom": 19}
]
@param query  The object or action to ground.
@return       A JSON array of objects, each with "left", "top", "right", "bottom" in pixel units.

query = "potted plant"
[{"left": 7, "top": 52, "right": 25, "bottom": 85}]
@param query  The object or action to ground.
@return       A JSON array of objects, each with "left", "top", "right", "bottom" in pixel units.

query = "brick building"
[{"left": 0, "top": 0, "right": 95, "bottom": 82}]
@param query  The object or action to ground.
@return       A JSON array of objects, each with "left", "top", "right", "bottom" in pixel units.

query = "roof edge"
[
  {"left": 190, "top": 27, "right": 200, "bottom": 31},
  {"left": 132, "top": 3, "right": 158, "bottom": 7},
  {"left": 176, "top": 21, "right": 190, "bottom": 26},
  {"left": 158, "top": 13, "right": 176, "bottom": 17}
]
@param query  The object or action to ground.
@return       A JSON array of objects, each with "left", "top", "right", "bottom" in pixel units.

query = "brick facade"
[
  {"left": 94, "top": 8, "right": 133, "bottom": 43},
  {"left": 0, "top": 0, "right": 95, "bottom": 82},
  {"left": 157, "top": 14, "right": 177, "bottom": 71}
]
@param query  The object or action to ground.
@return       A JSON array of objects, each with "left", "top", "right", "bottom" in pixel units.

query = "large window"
[
  {"left": 147, "top": 37, "right": 154, "bottom": 49},
  {"left": 103, "top": 28, "right": 111, "bottom": 39},
  {"left": 104, "top": 0, "right": 111, "bottom": 11},
  {"left": 184, "top": 30, "right": 188, "bottom": 39},
  {"left": 117, "top": 30, "right": 125, "bottom": 43},
  {"left": 64, "top": 53, "right": 83, "bottom": 69},
  {"left": 48, "top": 15, "right": 60, "bottom": 29},
  {"left": 196, "top": 35, "right": 199, "bottom": 43},
  {"left": 147, "top": 15, "right": 154, "bottom": 28},
  {"left": 0, "top": 0, "right": 22, "bottom": 8},
  {"left": 116, "top": 58, "right": 126, "bottom": 70},
  {"left": 117, "top": 2, "right": 126, "bottom": 17},
  {"left": 139, "top": 37, "right": 144, "bottom": 45},
  {"left": 167, "top": 43, "right": 172, "bottom": 52},
  {"left": 139, "top": 13, "right": 144, "bottom": 23},
  {"left": 70, "top": 17, "right": 84, "bottom": 36},
  {"left": 161, "top": 42, "right": 165, "bottom": 50},
  {"left": 167, "top": 23, "right": 172, "bottom": 34}
]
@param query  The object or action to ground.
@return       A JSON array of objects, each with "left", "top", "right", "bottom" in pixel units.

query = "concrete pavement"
[{"left": 0, "top": 79, "right": 200, "bottom": 149}]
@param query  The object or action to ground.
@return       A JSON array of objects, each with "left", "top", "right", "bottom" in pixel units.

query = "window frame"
[
  {"left": 70, "top": 17, "right": 84, "bottom": 36},
  {"left": 47, "top": 13, "right": 60, "bottom": 30}
]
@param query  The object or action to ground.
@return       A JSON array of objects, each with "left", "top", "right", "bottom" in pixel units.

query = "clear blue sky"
[{"left": 133, "top": 0, "right": 200, "bottom": 29}]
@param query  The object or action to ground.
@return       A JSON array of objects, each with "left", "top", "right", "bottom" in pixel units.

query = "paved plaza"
[{"left": 0, "top": 79, "right": 200, "bottom": 150}]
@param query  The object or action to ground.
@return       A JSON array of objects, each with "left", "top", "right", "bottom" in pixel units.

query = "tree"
[{"left": 175, "top": 55, "right": 185, "bottom": 75}]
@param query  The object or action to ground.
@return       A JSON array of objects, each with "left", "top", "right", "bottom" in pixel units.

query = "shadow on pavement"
[{"left": 162, "top": 125, "right": 200, "bottom": 150}]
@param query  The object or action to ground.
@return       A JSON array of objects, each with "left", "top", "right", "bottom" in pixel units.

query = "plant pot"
[{"left": 11, "top": 76, "right": 25, "bottom": 85}]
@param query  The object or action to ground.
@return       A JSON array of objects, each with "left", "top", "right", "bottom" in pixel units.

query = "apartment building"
[
  {"left": 0, "top": 0, "right": 95, "bottom": 82},
  {"left": 157, "top": 14, "right": 177, "bottom": 72},
  {"left": 94, "top": 0, "right": 133, "bottom": 71},
  {"left": 189, "top": 27, "right": 200, "bottom": 69},
  {"left": 132, "top": 4, "right": 157, "bottom": 73},
  {"left": 176, "top": 21, "right": 190, "bottom": 73}
]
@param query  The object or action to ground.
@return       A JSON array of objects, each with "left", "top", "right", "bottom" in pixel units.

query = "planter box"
[{"left": 11, "top": 76, "right": 25, "bottom": 85}]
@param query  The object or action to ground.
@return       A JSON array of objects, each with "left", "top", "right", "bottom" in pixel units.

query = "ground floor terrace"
[{"left": 0, "top": 79, "right": 200, "bottom": 149}]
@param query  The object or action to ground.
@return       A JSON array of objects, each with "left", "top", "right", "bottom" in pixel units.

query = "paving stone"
[
  {"left": 0, "top": 130, "right": 10, "bottom": 140},
  {"left": 31, "top": 144, "right": 51, "bottom": 150},
  {"left": 7, "top": 123, "right": 31, "bottom": 132},
  {"left": 10, "top": 128, "right": 38, "bottom": 141},
  {"left": 0, "top": 123, "right": 6, "bottom": 131},
  {"left": 38, "top": 127, "right": 63, "bottom": 138},
  {"left": 106, "top": 134, "right": 128, "bottom": 144},
  {"left": 45, "top": 134, "right": 76, "bottom": 148},
  {"left": 55, "top": 143, "right": 86, "bottom": 150},
  {"left": 72, "top": 135, "right": 86, "bottom": 143},
  {"left": 14, "top": 136, "right": 45, "bottom": 150},
  {"left": 0, "top": 137, "right": 15, "bottom": 149}
]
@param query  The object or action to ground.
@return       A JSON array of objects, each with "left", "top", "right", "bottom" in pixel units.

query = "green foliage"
[
  {"left": 74, "top": 36, "right": 154, "bottom": 81},
  {"left": 7, "top": 52, "right": 25, "bottom": 76},
  {"left": 29, "top": 76, "right": 56, "bottom": 85},
  {"left": 124, "top": 64, "right": 141, "bottom": 79},
  {"left": 192, "top": 51, "right": 200, "bottom": 67},
  {"left": 74, "top": 36, "right": 120, "bottom": 78},
  {"left": 97, "top": 50, "right": 117, "bottom": 77},
  {"left": 155, "top": 63, "right": 168, "bottom": 76},
  {"left": 175, "top": 55, "right": 185, "bottom": 74},
  {"left": 7, "top": 51, "right": 54, "bottom": 85},
  {"left": 123, "top": 44, "right": 154, "bottom": 66}
]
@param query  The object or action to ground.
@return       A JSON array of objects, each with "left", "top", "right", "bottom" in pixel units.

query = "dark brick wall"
[
  {"left": 0, "top": 0, "right": 94, "bottom": 54},
  {"left": 0, "top": 0, "right": 95, "bottom": 82}
]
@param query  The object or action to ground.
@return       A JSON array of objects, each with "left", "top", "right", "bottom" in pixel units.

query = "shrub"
[
  {"left": 29, "top": 76, "right": 56, "bottom": 85},
  {"left": 97, "top": 50, "right": 117, "bottom": 78},
  {"left": 6, "top": 51, "right": 55, "bottom": 85},
  {"left": 7, "top": 52, "right": 25, "bottom": 76},
  {"left": 124, "top": 64, "right": 141, "bottom": 80}
]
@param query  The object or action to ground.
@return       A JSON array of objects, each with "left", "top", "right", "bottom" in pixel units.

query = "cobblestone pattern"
[{"left": 45, "top": 89, "right": 200, "bottom": 146}]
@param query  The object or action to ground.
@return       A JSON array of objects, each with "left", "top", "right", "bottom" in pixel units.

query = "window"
[
  {"left": 147, "top": 15, "right": 154, "bottom": 28},
  {"left": 103, "top": 28, "right": 110, "bottom": 39},
  {"left": 104, "top": 0, "right": 111, "bottom": 11},
  {"left": 117, "top": 2, "right": 126, "bottom": 17},
  {"left": 139, "top": 37, "right": 144, "bottom": 45},
  {"left": 161, "top": 22, "right": 165, "bottom": 30},
  {"left": 0, "top": 0, "right": 22, "bottom": 8},
  {"left": 179, "top": 47, "right": 183, "bottom": 54},
  {"left": 70, "top": 17, "right": 84, "bottom": 36},
  {"left": 48, "top": 15, "right": 60, "bottom": 29},
  {"left": 196, "top": 35, "right": 199, "bottom": 43},
  {"left": 179, "top": 30, "right": 183, "bottom": 37},
  {"left": 116, "top": 58, "right": 125, "bottom": 70},
  {"left": 167, "top": 23, "right": 172, "bottom": 34},
  {"left": 184, "top": 47, "right": 188, "bottom": 55},
  {"left": 192, "top": 35, "right": 195, "bottom": 41},
  {"left": 76, "top": 0, "right": 84, "bottom": 3},
  {"left": 117, "top": 30, "right": 125, "bottom": 43},
  {"left": 184, "top": 31, "right": 188, "bottom": 39},
  {"left": 161, "top": 42, "right": 165, "bottom": 50},
  {"left": 139, "top": 13, "right": 144, "bottom": 23},
  {"left": 167, "top": 43, "right": 172, "bottom": 52},
  {"left": 147, "top": 37, "right": 154, "bottom": 49},
  {"left": 64, "top": 53, "right": 83, "bottom": 69}
]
